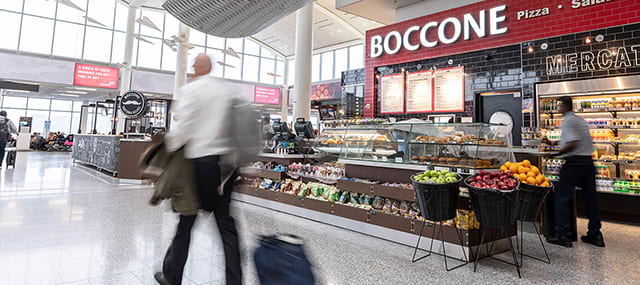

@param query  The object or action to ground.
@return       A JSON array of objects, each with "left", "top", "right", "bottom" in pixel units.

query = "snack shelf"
[
  {"left": 239, "top": 168, "right": 287, "bottom": 180},
  {"left": 542, "top": 126, "right": 640, "bottom": 130},
  {"left": 595, "top": 159, "right": 640, "bottom": 164},
  {"left": 541, "top": 108, "right": 640, "bottom": 115},
  {"left": 339, "top": 158, "right": 498, "bottom": 176},
  {"left": 336, "top": 179, "right": 416, "bottom": 202}
]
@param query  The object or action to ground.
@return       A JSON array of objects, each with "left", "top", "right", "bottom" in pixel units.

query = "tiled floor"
[{"left": 1, "top": 152, "right": 639, "bottom": 285}]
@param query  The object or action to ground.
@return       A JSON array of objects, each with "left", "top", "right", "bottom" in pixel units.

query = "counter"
[{"left": 72, "top": 135, "right": 151, "bottom": 179}]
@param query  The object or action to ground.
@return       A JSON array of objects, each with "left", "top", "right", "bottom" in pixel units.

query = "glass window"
[
  {"left": 225, "top": 38, "right": 243, "bottom": 54},
  {"left": 51, "top": 100, "right": 73, "bottom": 111},
  {"left": 111, "top": 31, "right": 126, "bottom": 63},
  {"left": 224, "top": 54, "right": 242, "bottom": 80},
  {"left": 28, "top": 98, "right": 51, "bottom": 110},
  {"left": 0, "top": 11, "right": 21, "bottom": 51},
  {"left": 276, "top": 60, "right": 285, "bottom": 85},
  {"left": 95, "top": 107, "right": 112, "bottom": 134},
  {"left": 2, "top": 96, "right": 28, "bottom": 108},
  {"left": 321, "top": 51, "right": 334, "bottom": 81},
  {"left": 87, "top": 0, "right": 115, "bottom": 29},
  {"left": 287, "top": 59, "right": 295, "bottom": 86},
  {"left": 2, "top": 109, "right": 24, "bottom": 129},
  {"left": 349, "top": 45, "right": 364, "bottom": 70},
  {"left": 312, "top": 54, "right": 320, "bottom": 82},
  {"left": 70, "top": 112, "right": 80, "bottom": 133},
  {"left": 73, "top": 101, "right": 83, "bottom": 112},
  {"left": 243, "top": 39, "right": 260, "bottom": 56},
  {"left": 334, "top": 48, "right": 348, "bottom": 79},
  {"left": 242, "top": 55, "right": 259, "bottom": 83},
  {"left": 83, "top": 27, "right": 112, "bottom": 63},
  {"left": 260, "top": 58, "right": 275, "bottom": 84},
  {"left": 189, "top": 29, "right": 206, "bottom": 46},
  {"left": 52, "top": 21, "right": 85, "bottom": 59},
  {"left": 261, "top": 47, "right": 275, "bottom": 59},
  {"left": 163, "top": 14, "right": 179, "bottom": 39},
  {"left": 206, "top": 34, "right": 225, "bottom": 49},
  {"left": 23, "top": 0, "right": 56, "bottom": 18},
  {"left": 0, "top": 0, "right": 24, "bottom": 12},
  {"left": 19, "top": 16, "right": 54, "bottom": 55},
  {"left": 56, "top": 0, "right": 87, "bottom": 24},
  {"left": 114, "top": 2, "right": 128, "bottom": 32},
  {"left": 207, "top": 48, "right": 224, "bottom": 78},
  {"left": 27, "top": 110, "right": 49, "bottom": 134},
  {"left": 161, "top": 45, "right": 177, "bottom": 71},
  {"left": 49, "top": 111, "right": 72, "bottom": 133},
  {"left": 135, "top": 36, "right": 161, "bottom": 69},
  {"left": 139, "top": 9, "right": 164, "bottom": 38}
]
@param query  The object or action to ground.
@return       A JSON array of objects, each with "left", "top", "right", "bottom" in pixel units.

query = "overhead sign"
[
  {"left": 547, "top": 45, "right": 640, "bottom": 75},
  {"left": 120, "top": 91, "right": 148, "bottom": 119},
  {"left": 73, "top": 63, "right": 119, "bottom": 89},
  {"left": 254, "top": 86, "right": 280, "bottom": 105},
  {"left": 380, "top": 73, "right": 404, "bottom": 114},
  {"left": 370, "top": 5, "right": 507, "bottom": 58},
  {"left": 311, "top": 81, "right": 342, "bottom": 100}
]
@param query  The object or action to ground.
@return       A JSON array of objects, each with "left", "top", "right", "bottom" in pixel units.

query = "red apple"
[{"left": 479, "top": 170, "right": 487, "bottom": 176}]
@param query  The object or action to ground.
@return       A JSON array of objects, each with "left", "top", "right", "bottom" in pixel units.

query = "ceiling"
[
  {"left": 121, "top": 0, "right": 382, "bottom": 57},
  {"left": 335, "top": 0, "right": 425, "bottom": 24}
]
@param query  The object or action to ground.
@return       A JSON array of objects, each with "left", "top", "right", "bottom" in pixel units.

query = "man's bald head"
[{"left": 193, "top": 53, "right": 212, "bottom": 77}]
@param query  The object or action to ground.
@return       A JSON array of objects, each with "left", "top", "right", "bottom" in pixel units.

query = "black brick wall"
[{"left": 374, "top": 44, "right": 522, "bottom": 119}]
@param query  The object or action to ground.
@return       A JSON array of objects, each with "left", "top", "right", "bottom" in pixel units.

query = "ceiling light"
[
  {"left": 68, "top": 87, "right": 97, "bottom": 91},
  {"left": 3, "top": 89, "right": 30, "bottom": 93},
  {"left": 58, "top": 94, "right": 80, "bottom": 97},
  {"left": 64, "top": 90, "right": 87, "bottom": 94},
  {"left": 585, "top": 37, "right": 592, "bottom": 44}
]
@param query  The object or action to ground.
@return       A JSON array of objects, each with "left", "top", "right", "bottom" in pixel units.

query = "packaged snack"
[
  {"left": 349, "top": 192, "right": 360, "bottom": 204},
  {"left": 391, "top": 200, "right": 401, "bottom": 214},
  {"left": 298, "top": 184, "right": 309, "bottom": 197},
  {"left": 339, "top": 191, "right": 349, "bottom": 203},
  {"left": 328, "top": 190, "right": 340, "bottom": 202},
  {"left": 399, "top": 201, "right": 409, "bottom": 216},
  {"left": 322, "top": 186, "right": 331, "bottom": 200},
  {"left": 443, "top": 219, "right": 456, "bottom": 227},
  {"left": 455, "top": 209, "right": 471, "bottom": 230},
  {"left": 362, "top": 195, "right": 374, "bottom": 205},
  {"left": 259, "top": 179, "right": 273, "bottom": 190},
  {"left": 382, "top": 198, "right": 392, "bottom": 212},
  {"left": 372, "top": 196, "right": 384, "bottom": 209}
]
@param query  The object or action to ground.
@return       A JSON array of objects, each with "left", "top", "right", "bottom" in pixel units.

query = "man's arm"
[
  {"left": 558, "top": 140, "right": 578, "bottom": 155},
  {"left": 8, "top": 120, "right": 18, "bottom": 134},
  {"left": 164, "top": 90, "right": 199, "bottom": 152}
]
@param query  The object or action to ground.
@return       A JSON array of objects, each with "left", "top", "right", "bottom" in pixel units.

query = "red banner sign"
[
  {"left": 73, "top": 63, "right": 119, "bottom": 89},
  {"left": 254, "top": 86, "right": 280, "bottom": 105}
]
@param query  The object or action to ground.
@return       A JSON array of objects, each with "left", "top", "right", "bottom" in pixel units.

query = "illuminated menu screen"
[
  {"left": 433, "top": 67, "right": 464, "bottom": 112},
  {"left": 254, "top": 86, "right": 280, "bottom": 105},
  {"left": 380, "top": 73, "right": 404, "bottom": 114},
  {"left": 73, "top": 63, "right": 119, "bottom": 89},
  {"left": 405, "top": 71, "right": 433, "bottom": 113}
]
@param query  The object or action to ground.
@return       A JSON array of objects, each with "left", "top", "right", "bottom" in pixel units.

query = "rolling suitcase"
[
  {"left": 253, "top": 234, "right": 315, "bottom": 285},
  {"left": 5, "top": 150, "right": 16, "bottom": 168}
]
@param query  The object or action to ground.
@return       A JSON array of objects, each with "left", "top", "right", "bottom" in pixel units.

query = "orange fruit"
[
  {"left": 517, "top": 166, "right": 527, "bottom": 174},
  {"left": 531, "top": 166, "right": 540, "bottom": 175},
  {"left": 522, "top": 160, "right": 531, "bottom": 167},
  {"left": 504, "top": 161, "right": 513, "bottom": 168},
  {"left": 544, "top": 176, "right": 549, "bottom": 183},
  {"left": 509, "top": 165, "right": 518, "bottom": 173},
  {"left": 527, "top": 171, "right": 536, "bottom": 178},
  {"left": 541, "top": 182, "right": 550, "bottom": 187},
  {"left": 518, "top": 174, "right": 528, "bottom": 181},
  {"left": 526, "top": 177, "right": 537, "bottom": 185},
  {"left": 535, "top": 175, "right": 545, "bottom": 185},
  {"left": 500, "top": 166, "right": 508, "bottom": 172},
  {"left": 515, "top": 162, "right": 523, "bottom": 168}
]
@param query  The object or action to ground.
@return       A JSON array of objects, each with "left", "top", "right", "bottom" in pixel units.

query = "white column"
[
  {"left": 174, "top": 23, "right": 190, "bottom": 97},
  {"left": 79, "top": 103, "right": 89, "bottom": 134},
  {"left": 293, "top": 3, "right": 313, "bottom": 121},
  {"left": 117, "top": 6, "right": 137, "bottom": 133},
  {"left": 281, "top": 88, "right": 288, "bottom": 123}
]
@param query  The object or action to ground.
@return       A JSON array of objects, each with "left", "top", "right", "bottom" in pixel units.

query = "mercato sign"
[
  {"left": 547, "top": 45, "right": 640, "bottom": 75},
  {"left": 370, "top": 5, "right": 508, "bottom": 58}
]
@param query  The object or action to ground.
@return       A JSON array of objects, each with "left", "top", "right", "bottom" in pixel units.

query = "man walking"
[
  {"left": 0, "top": 110, "right": 18, "bottom": 168},
  {"left": 544, "top": 96, "right": 604, "bottom": 248},
  {"left": 155, "top": 54, "right": 243, "bottom": 285}
]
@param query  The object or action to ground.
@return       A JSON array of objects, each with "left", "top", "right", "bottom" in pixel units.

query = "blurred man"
[
  {"left": 0, "top": 110, "right": 18, "bottom": 167},
  {"left": 155, "top": 54, "right": 243, "bottom": 285},
  {"left": 262, "top": 115, "right": 274, "bottom": 140},
  {"left": 543, "top": 96, "right": 604, "bottom": 248}
]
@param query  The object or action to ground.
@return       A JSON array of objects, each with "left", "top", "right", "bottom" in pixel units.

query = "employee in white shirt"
[{"left": 156, "top": 54, "right": 242, "bottom": 285}]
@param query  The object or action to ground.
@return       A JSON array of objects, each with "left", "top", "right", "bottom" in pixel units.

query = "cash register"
[{"left": 293, "top": 118, "right": 315, "bottom": 154}]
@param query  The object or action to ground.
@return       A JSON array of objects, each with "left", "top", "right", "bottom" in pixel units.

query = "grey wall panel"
[{"left": 0, "top": 53, "right": 76, "bottom": 85}]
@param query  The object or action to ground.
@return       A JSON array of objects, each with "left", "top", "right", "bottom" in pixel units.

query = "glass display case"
[{"left": 322, "top": 122, "right": 512, "bottom": 172}]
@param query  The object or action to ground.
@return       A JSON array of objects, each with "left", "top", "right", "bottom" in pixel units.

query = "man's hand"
[{"left": 541, "top": 137, "right": 552, "bottom": 145}]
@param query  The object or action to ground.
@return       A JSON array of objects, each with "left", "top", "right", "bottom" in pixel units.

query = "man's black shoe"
[
  {"left": 154, "top": 272, "right": 174, "bottom": 285},
  {"left": 581, "top": 234, "right": 605, "bottom": 247},
  {"left": 547, "top": 236, "right": 573, "bottom": 248}
]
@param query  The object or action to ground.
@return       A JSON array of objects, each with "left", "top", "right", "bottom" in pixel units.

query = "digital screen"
[
  {"left": 254, "top": 86, "right": 280, "bottom": 105},
  {"left": 319, "top": 107, "right": 336, "bottom": 120},
  {"left": 73, "top": 63, "right": 119, "bottom": 89},
  {"left": 311, "top": 81, "right": 342, "bottom": 100}
]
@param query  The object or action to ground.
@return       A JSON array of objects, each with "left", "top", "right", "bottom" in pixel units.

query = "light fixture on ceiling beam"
[
  {"left": 170, "top": 35, "right": 194, "bottom": 49},
  {"left": 217, "top": 61, "right": 236, "bottom": 68},
  {"left": 56, "top": 0, "right": 85, "bottom": 12},
  {"left": 4, "top": 89, "right": 31, "bottom": 93},
  {"left": 67, "top": 87, "right": 97, "bottom": 91},
  {"left": 58, "top": 93, "right": 80, "bottom": 97},
  {"left": 136, "top": 16, "right": 162, "bottom": 32},
  {"left": 63, "top": 90, "right": 88, "bottom": 94},
  {"left": 135, "top": 35, "right": 154, "bottom": 45},
  {"left": 163, "top": 39, "right": 178, "bottom": 51},
  {"left": 222, "top": 48, "right": 240, "bottom": 59},
  {"left": 84, "top": 16, "right": 107, "bottom": 27}
]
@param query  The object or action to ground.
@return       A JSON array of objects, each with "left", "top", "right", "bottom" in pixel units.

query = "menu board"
[
  {"left": 433, "top": 67, "right": 464, "bottom": 112},
  {"left": 254, "top": 86, "right": 280, "bottom": 105},
  {"left": 380, "top": 73, "right": 404, "bottom": 114},
  {"left": 405, "top": 71, "right": 433, "bottom": 113}
]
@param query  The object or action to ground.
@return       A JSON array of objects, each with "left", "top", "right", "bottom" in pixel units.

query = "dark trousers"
[
  {"left": 162, "top": 155, "right": 242, "bottom": 285},
  {"left": 0, "top": 141, "right": 6, "bottom": 166},
  {"left": 555, "top": 156, "right": 602, "bottom": 238}
]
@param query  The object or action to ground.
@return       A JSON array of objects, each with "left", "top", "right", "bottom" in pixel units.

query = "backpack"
[{"left": 0, "top": 116, "right": 9, "bottom": 141}]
